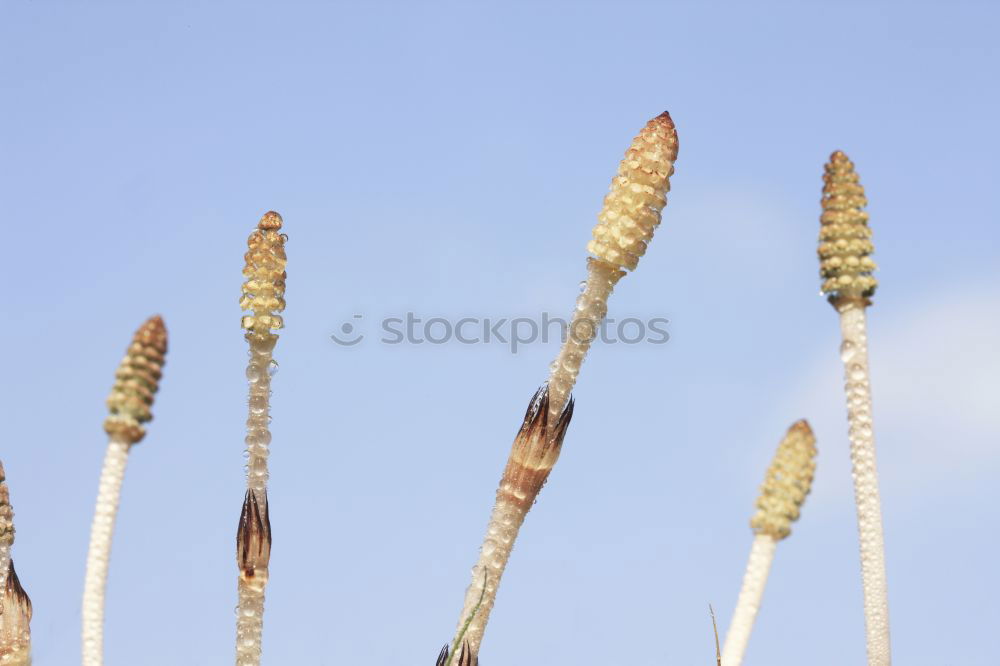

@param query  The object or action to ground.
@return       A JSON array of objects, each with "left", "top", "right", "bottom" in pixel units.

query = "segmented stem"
[
  {"left": 547, "top": 112, "right": 678, "bottom": 420},
  {"left": 451, "top": 114, "right": 678, "bottom": 658},
  {"left": 723, "top": 421, "right": 816, "bottom": 666},
  {"left": 235, "top": 212, "right": 285, "bottom": 666},
  {"left": 818, "top": 152, "right": 890, "bottom": 665},
  {"left": 82, "top": 316, "right": 167, "bottom": 666},
  {"left": 452, "top": 388, "right": 573, "bottom": 658},
  {"left": 81, "top": 438, "right": 129, "bottom": 666}
]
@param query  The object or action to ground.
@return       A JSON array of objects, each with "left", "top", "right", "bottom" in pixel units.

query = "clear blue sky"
[{"left": 2, "top": 2, "right": 998, "bottom": 664}]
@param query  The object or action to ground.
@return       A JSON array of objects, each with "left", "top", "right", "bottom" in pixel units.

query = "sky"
[{"left": 1, "top": 1, "right": 998, "bottom": 664}]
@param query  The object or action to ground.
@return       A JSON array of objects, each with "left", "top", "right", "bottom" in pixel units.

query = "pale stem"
[
  {"left": 721, "top": 534, "right": 777, "bottom": 666},
  {"left": 244, "top": 336, "right": 274, "bottom": 493},
  {"left": 81, "top": 437, "right": 131, "bottom": 666},
  {"left": 236, "top": 334, "right": 275, "bottom": 666},
  {"left": 236, "top": 577, "right": 267, "bottom": 666},
  {"left": 453, "top": 500, "right": 528, "bottom": 658},
  {"left": 838, "top": 304, "right": 891, "bottom": 666},
  {"left": 546, "top": 259, "right": 623, "bottom": 419}
]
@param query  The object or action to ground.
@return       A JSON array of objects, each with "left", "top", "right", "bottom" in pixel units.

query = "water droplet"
[{"left": 839, "top": 340, "right": 857, "bottom": 363}]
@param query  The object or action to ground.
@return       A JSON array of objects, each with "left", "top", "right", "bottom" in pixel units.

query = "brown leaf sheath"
[{"left": 237, "top": 488, "right": 272, "bottom": 582}]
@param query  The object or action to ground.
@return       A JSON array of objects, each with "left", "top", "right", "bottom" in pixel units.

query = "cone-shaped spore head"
[
  {"left": 241, "top": 211, "right": 287, "bottom": 335},
  {"left": 819, "top": 151, "right": 877, "bottom": 307},
  {"left": 104, "top": 315, "right": 168, "bottom": 444},
  {"left": 588, "top": 111, "right": 679, "bottom": 271},
  {"left": 750, "top": 420, "right": 818, "bottom": 540}
]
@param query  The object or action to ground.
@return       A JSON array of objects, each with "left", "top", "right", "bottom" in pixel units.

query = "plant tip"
[
  {"left": 103, "top": 315, "right": 169, "bottom": 444},
  {"left": 587, "top": 111, "right": 679, "bottom": 272},
  {"left": 241, "top": 216, "right": 288, "bottom": 333},
  {"left": 750, "top": 420, "right": 818, "bottom": 540},
  {"left": 258, "top": 210, "right": 283, "bottom": 230}
]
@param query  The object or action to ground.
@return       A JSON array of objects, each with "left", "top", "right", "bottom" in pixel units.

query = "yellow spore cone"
[
  {"left": 750, "top": 420, "right": 818, "bottom": 540},
  {"left": 103, "top": 315, "right": 168, "bottom": 444},
  {"left": 241, "top": 211, "right": 287, "bottom": 336},
  {"left": 819, "top": 151, "right": 877, "bottom": 307},
  {"left": 587, "top": 111, "right": 679, "bottom": 272}
]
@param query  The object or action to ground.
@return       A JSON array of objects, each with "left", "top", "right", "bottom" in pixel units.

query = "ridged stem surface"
[
  {"left": 838, "top": 304, "right": 890, "bottom": 665},
  {"left": 451, "top": 114, "right": 676, "bottom": 660},
  {"left": 236, "top": 335, "right": 276, "bottom": 666},
  {"left": 722, "top": 534, "right": 777, "bottom": 666},
  {"left": 546, "top": 258, "right": 623, "bottom": 419},
  {"left": 453, "top": 389, "right": 571, "bottom": 660},
  {"left": 455, "top": 501, "right": 529, "bottom": 657},
  {"left": 81, "top": 437, "right": 130, "bottom": 666},
  {"left": 236, "top": 576, "right": 267, "bottom": 665},
  {"left": 244, "top": 336, "right": 275, "bottom": 493}
]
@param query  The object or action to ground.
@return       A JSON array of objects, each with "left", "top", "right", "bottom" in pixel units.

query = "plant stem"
[
  {"left": 235, "top": 212, "right": 285, "bottom": 665},
  {"left": 452, "top": 388, "right": 572, "bottom": 658},
  {"left": 546, "top": 258, "right": 624, "bottom": 419},
  {"left": 82, "top": 315, "right": 167, "bottom": 666},
  {"left": 235, "top": 331, "right": 277, "bottom": 666},
  {"left": 81, "top": 437, "right": 130, "bottom": 666},
  {"left": 838, "top": 303, "right": 890, "bottom": 665},
  {"left": 721, "top": 534, "right": 777, "bottom": 666},
  {"left": 449, "top": 113, "right": 678, "bottom": 660},
  {"left": 722, "top": 420, "right": 816, "bottom": 665}
]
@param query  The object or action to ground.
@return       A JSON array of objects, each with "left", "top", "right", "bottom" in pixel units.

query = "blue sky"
[{"left": 1, "top": 1, "right": 998, "bottom": 664}]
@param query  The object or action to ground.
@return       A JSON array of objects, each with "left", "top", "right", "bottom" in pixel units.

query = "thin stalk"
[
  {"left": 818, "top": 151, "right": 889, "bottom": 665},
  {"left": 723, "top": 420, "right": 816, "bottom": 665},
  {"left": 235, "top": 211, "right": 286, "bottom": 666},
  {"left": 81, "top": 437, "right": 130, "bottom": 665},
  {"left": 451, "top": 388, "right": 572, "bottom": 660},
  {"left": 82, "top": 316, "right": 168, "bottom": 666},
  {"left": 838, "top": 303, "right": 890, "bottom": 664},
  {"left": 722, "top": 534, "right": 777, "bottom": 665},
  {"left": 451, "top": 112, "right": 679, "bottom": 660},
  {"left": 546, "top": 112, "right": 678, "bottom": 419}
]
